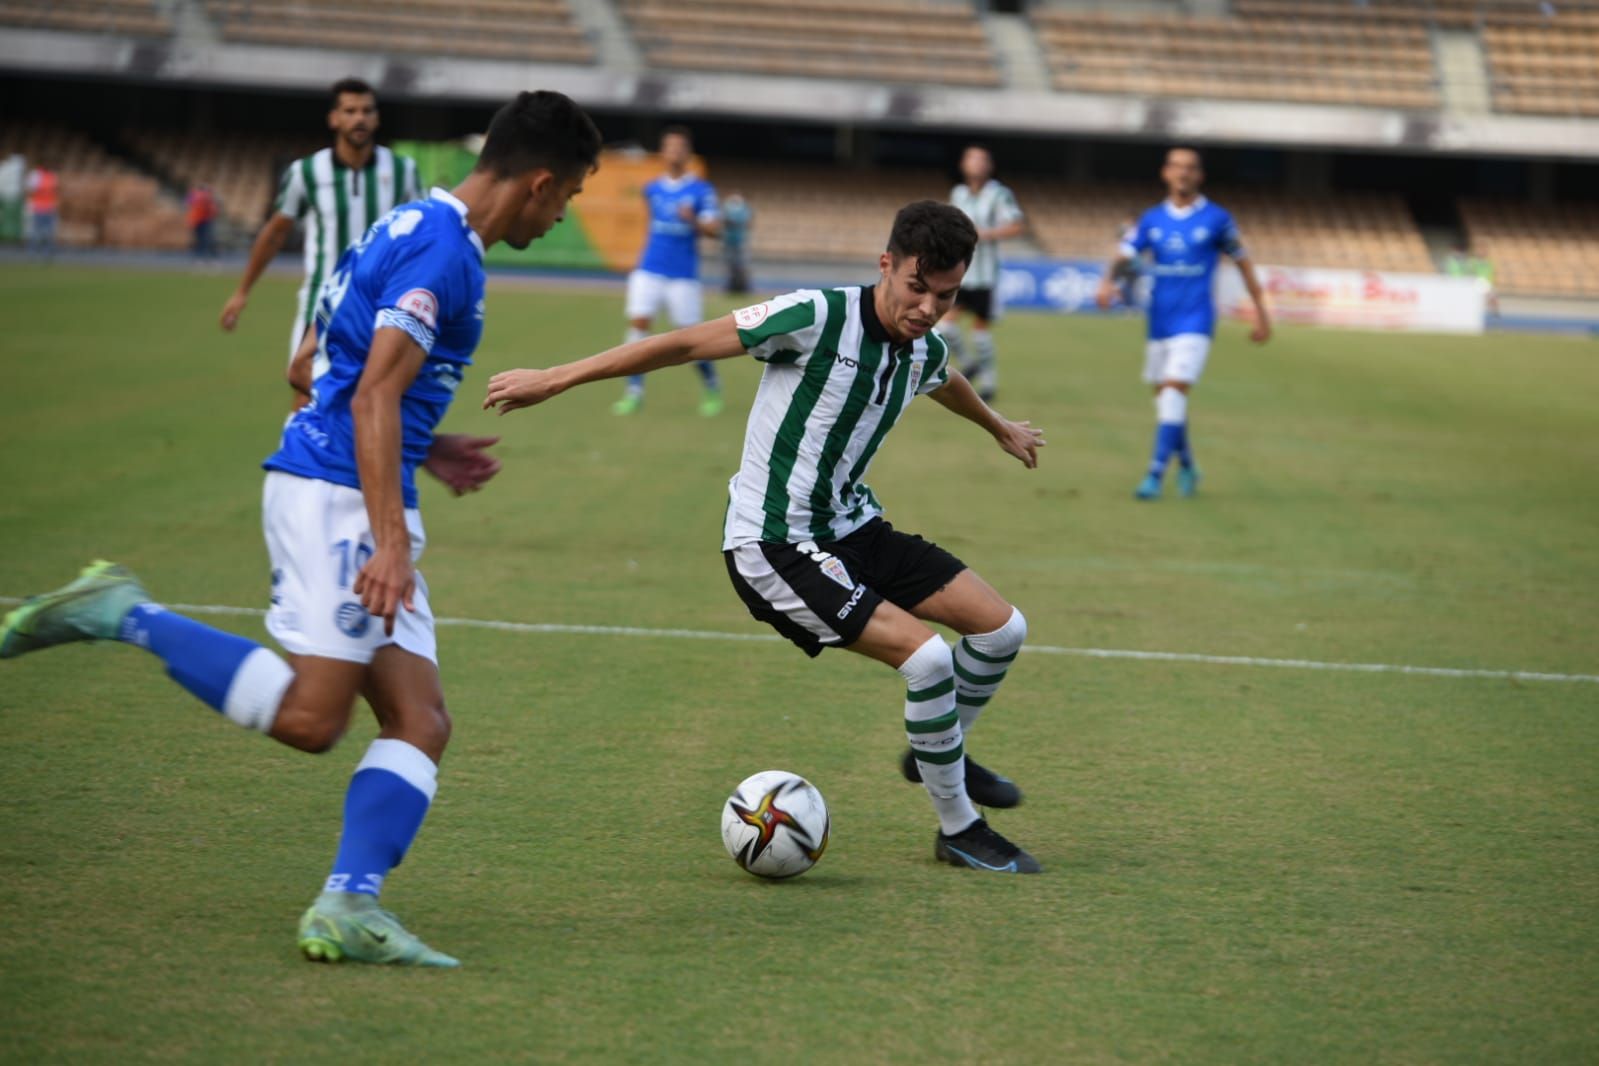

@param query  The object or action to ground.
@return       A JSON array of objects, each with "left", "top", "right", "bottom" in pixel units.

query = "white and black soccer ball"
[{"left": 720, "top": 770, "right": 830, "bottom": 879}]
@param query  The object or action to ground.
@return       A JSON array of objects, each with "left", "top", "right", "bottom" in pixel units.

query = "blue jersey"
[
  {"left": 1120, "top": 196, "right": 1245, "bottom": 340},
  {"left": 637, "top": 173, "right": 718, "bottom": 280},
  {"left": 265, "top": 188, "right": 486, "bottom": 508}
]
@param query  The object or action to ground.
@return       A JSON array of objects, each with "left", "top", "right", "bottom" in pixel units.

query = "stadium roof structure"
[{"left": 2, "top": 24, "right": 1597, "bottom": 162}]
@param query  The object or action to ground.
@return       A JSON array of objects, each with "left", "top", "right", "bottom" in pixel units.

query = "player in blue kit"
[
  {"left": 1097, "top": 147, "right": 1271, "bottom": 500},
  {"left": 0, "top": 91, "right": 602, "bottom": 967},
  {"left": 612, "top": 126, "right": 725, "bottom": 417}
]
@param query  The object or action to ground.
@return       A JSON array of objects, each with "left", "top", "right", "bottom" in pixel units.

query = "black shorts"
[
  {"left": 724, "top": 518, "right": 967, "bottom": 657},
  {"left": 954, "top": 286, "right": 994, "bottom": 320}
]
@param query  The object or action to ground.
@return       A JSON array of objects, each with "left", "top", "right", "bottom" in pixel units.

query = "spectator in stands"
[
  {"left": 0, "top": 154, "right": 24, "bottom": 244},
  {"left": 219, "top": 77, "right": 422, "bottom": 407},
  {"left": 25, "top": 159, "right": 60, "bottom": 258},
  {"left": 187, "top": 181, "right": 219, "bottom": 260},
  {"left": 942, "top": 145, "right": 1025, "bottom": 402},
  {"left": 722, "top": 189, "right": 754, "bottom": 294},
  {"left": 1445, "top": 241, "right": 1498, "bottom": 317}
]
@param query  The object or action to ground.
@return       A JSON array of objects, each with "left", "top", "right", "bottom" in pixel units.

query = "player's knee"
[
  {"left": 274, "top": 709, "right": 350, "bottom": 754},
  {"left": 393, "top": 696, "right": 452, "bottom": 758},
  {"left": 996, "top": 606, "right": 1027, "bottom": 653},
  {"left": 1161, "top": 380, "right": 1191, "bottom": 394}
]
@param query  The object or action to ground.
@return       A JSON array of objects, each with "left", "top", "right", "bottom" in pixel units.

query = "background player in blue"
[
  {"left": 0, "top": 91, "right": 603, "bottom": 968},
  {"left": 1097, "top": 147, "right": 1271, "bottom": 500},
  {"left": 612, "top": 125, "right": 725, "bottom": 417}
]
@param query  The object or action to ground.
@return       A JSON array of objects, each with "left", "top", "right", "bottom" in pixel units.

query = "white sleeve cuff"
[{"left": 375, "top": 307, "right": 437, "bottom": 354}]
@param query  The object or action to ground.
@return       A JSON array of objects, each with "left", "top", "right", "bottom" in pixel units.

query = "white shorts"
[
  {"left": 262, "top": 471, "right": 436, "bottom": 665},
  {"left": 626, "top": 270, "right": 703, "bottom": 327},
  {"left": 1143, "top": 333, "right": 1211, "bottom": 385}
]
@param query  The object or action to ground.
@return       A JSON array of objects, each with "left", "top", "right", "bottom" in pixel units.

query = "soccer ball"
[{"left": 720, "top": 770, "right": 830, "bottom": 879}]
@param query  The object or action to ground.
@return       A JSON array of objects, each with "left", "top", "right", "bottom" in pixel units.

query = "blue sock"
[
  {"left": 625, "top": 373, "right": 645, "bottom": 392},
  {"left": 118, "top": 604, "right": 289, "bottom": 730},
  {"left": 696, "top": 360, "right": 720, "bottom": 389},
  {"left": 1176, "top": 423, "right": 1194, "bottom": 470},
  {"left": 1148, "top": 423, "right": 1182, "bottom": 478},
  {"left": 327, "top": 739, "right": 438, "bottom": 897}
]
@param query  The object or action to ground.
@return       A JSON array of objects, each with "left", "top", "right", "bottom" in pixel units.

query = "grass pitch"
[{"left": 1, "top": 264, "right": 1596, "bottom": 1064}]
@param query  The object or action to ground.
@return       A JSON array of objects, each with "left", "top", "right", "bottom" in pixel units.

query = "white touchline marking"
[{"left": 4, "top": 595, "right": 1596, "bottom": 685}]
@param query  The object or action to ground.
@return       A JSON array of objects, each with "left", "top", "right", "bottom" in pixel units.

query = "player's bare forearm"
[
  {"left": 1234, "top": 258, "right": 1273, "bottom": 342},
  {"left": 287, "top": 321, "right": 317, "bottom": 406},
  {"left": 485, "top": 315, "right": 744, "bottom": 414},
  {"left": 930, "top": 370, "right": 1046, "bottom": 469},
  {"left": 352, "top": 328, "right": 427, "bottom": 549},
  {"left": 221, "top": 215, "right": 294, "bottom": 330},
  {"left": 1096, "top": 254, "right": 1131, "bottom": 308},
  {"left": 982, "top": 221, "right": 1026, "bottom": 242}
]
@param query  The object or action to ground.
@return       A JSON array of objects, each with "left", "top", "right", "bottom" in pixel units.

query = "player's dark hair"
[
  {"left": 329, "top": 77, "right": 376, "bottom": 107},
  {"left": 886, "top": 200, "right": 978, "bottom": 274},
  {"left": 1167, "top": 144, "right": 1204, "bottom": 168},
  {"left": 476, "top": 90, "right": 603, "bottom": 181},
  {"left": 661, "top": 124, "right": 693, "bottom": 144}
]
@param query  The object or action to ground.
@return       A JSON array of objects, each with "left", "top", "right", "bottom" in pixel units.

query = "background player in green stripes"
[
  {"left": 486, "top": 201, "right": 1047, "bottom": 874},
  {"left": 219, "top": 77, "right": 422, "bottom": 406}
]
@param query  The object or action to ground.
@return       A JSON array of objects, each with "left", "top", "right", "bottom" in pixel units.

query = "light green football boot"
[
  {"left": 698, "top": 387, "right": 725, "bottom": 418},
  {"left": 298, "top": 892, "right": 460, "bottom": 968},
  {"left": 0, "top": 560, "right": 149, "bottom": 659},
  {"left": 610, "top": 390, "right": 644, "bottom": 416}
]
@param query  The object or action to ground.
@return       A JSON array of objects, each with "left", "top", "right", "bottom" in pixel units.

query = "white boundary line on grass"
[{"left": 4, "top": 596, "right": 1596, "bottom": 686}]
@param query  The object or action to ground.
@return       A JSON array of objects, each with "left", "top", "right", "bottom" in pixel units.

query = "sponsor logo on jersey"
[
  {"left": 398, "top": 288, "right": 439, "bottom": 329},
  {"left": 734, "top": 302, "right": 770, "bottom": 329},
  {"left": 335, "top": 601, "right": 370, "bottom": 638}
]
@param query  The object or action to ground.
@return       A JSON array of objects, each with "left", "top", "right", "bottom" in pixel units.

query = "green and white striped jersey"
[
  {"left": 950, "top": 179, "right": 1023, "bottom": 290},
  {"left": 723, "top": 286, "right": 953, "bottom": 549},
  {"left": 274, "top": 146, "right": 422, "bottom": 323}
]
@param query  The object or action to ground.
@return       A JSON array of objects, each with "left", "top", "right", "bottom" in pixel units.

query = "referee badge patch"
[{"left": 734, "top": 302, "right": 770, "bottom": 329}]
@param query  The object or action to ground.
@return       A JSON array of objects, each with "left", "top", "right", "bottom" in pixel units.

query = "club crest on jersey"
[
  {"left": 1193, "top": 226, "right": 1210, "bottom": 242},
  {"left": 335, "top": 602, "right": 370, "bottom": 638},
  {"left": 908, "top": 362, "right": 923, "bottom": 394},
  {"left": 734, "top": 302, "right": 770, "bottom": 329},
  {"left": 398, "top": 288, "right": 439, "bottom": 329}
]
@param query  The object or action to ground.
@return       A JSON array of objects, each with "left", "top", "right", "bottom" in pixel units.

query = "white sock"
[
  {"left": 954, "top": 607, "right": 1026, "bottom": 732},
  {"left": 899, "top": 634, "right": 978, "bottom": 835},
  {"left": 971, "top": 328, "right": 997, "bottom": 391},
  {"left": 1157, "top": 385, "right": 1187, "bottom": 424},
  {"left": 221, "top": 647, "right": 293, "bottom": 732}
]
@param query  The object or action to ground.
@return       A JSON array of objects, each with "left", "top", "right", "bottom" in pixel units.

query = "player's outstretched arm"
[
  {"left": 929, "top": 369, "right": 1046, "bottom": 469},
  {"left": 351, "top": 326, "right": 428, "bottom": 635},
  {"left": 423, "top": 435, "right": 502, "bottom": 496},
  {"left": 484, "top": 315, "right": 746, "bottom": 415},
  {"left": 287, "top": 321, "right": 317, "bottom": 407},
  {"left": 220, "top": 213, "right": 295, "bottom": 331},
  {"left": 1233, "top": 256, "right": 1273, "bottom": 344}
]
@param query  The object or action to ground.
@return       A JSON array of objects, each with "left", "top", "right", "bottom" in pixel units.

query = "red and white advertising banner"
[{"left": 1218, "top": 264, "right": 1488, "bottom": 335}]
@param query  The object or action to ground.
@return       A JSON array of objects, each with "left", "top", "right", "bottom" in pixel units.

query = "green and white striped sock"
[
  {"left": 954, "top": 607, "right": 1027, "bottom": 733},
  {"left": 901, "top": 634, "right": 978, "bottom": 835}
]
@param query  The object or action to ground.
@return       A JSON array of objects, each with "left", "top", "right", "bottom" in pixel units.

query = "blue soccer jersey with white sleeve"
[
  {"left": 636, "top": 174, "right": 718, "bottom": 280},
  {"left": 265, "top": 188, "right": 486, "bottom": 508},
  {"left": 1120, "top": 196, "right": 1245, "bottom": 340}
]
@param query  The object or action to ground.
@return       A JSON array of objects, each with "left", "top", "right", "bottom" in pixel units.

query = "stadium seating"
[
  {"left": 710, "top": 162, "right": 1435, "bottom": 275},
  {"left": 1031, "top": 8, "right": 1439, "bottom": 110},
  {"left": 124, "top": 129, "right": 326, "bottom": 231},
  {"left": 0, "top": 122, "right": 187, "bottom": 249},
  {"left": 201, "top": 0, "right": 595, "bottom": 64},
  {"left": 1481, "top": 19, "right": 1599, "bottom": 118},
  {"left": 618, "top": 0, "right": 1002, "bottom": 87},
  {"left": 0, "top": 0, "right": 168, "bottom": 38},
  {"left": 1458, "top": 199, "right": 1599, "bottom": 298}
]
